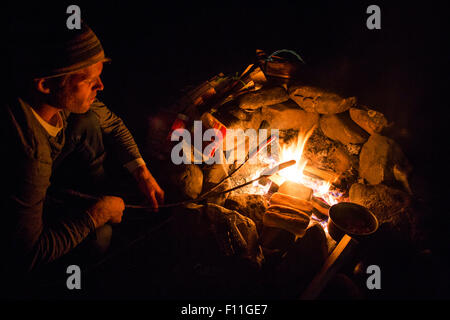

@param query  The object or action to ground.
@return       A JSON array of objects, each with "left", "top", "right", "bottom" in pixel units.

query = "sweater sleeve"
[
  {"left": 4, "top": 155, "right": 95, "bottom": 273},
  {"left": 89, "top": 99, "right": 143, "bottom": 166}
]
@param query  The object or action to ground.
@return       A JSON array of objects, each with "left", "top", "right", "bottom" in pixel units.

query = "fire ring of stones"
[{"left": 146, "top": 52, "right": 416, "bottom": 295}]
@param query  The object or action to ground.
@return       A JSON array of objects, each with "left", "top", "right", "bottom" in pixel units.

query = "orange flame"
[
  {"left": 277, "top": 128, "right": 314, "bottom": 184},
  {"left": 245, "top": 127, "right": 342, "bottom": 205},
  {"left": 275, "top": 127, "right": 340, "bottom": 205}
]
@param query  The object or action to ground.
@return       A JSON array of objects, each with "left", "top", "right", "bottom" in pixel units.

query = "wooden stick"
[{"left": 299, "top": 234, "right": 358, "bottom": 300}]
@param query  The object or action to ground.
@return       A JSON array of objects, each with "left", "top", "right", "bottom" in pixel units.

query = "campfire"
[{"left": 145, "top": 49, "right": 415, "bottom": 298}]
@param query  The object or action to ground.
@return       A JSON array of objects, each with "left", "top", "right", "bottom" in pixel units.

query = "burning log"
[
  {"left": 311, "top": 196, "right": 330, "bottom": 217},
  {"left": 278, "top": 180, "right": 313, "bottom": 201},
  {"left": 269, "top": 192, "right": 313, "bottom": 215}
]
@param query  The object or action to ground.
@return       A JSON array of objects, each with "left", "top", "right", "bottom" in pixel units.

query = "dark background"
[
  {"left": 3, "top": 0, "right": 443, "bottom": 246},
  {"left": 2, "top": 0, "right": 446, "bottom": 300},
  {"left": 3, "top": 1, "right": 440, "bottom": 176}
]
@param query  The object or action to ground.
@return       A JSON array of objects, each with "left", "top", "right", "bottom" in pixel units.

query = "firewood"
[
  {"left": 263, "top": 205, "right": 310, "bottom": 236},
  {"left": 311, "top": 196, "right": 330, "bottom": 216},
  {"left": 269, "top": 192, "right": 313, "bottom": 215},
  {"left": 278, "top": 180, "right": 313, "bottom": 200},
  {"left": 303, "top": 165, "right": 339, "bottom": 184}
]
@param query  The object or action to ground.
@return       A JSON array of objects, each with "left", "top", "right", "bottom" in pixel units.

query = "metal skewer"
[{"left": 60, "top": 159, "right": 296, "bottom": 211}]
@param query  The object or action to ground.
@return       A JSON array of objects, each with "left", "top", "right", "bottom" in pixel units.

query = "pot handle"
[{"left": 266, "top": 49, "right": 306, "bottom": 64}]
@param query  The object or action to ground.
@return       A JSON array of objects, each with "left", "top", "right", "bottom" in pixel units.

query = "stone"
[
  {"left": 345, "top": 143, "right": 362, "bottom": 156},
  {"left": 303, "top": 129, "right": 355, "bottom": 176},
  {"left": 303, "top": 128, "right": 335, "bottom": 166},
  {"left": 224, "top": 194, "right": 268, "bottom": 235},
  {"left": 229, "top": 107, "right": 251, "bottom": 121},
  {"left": 359, "top": 133, "right": 411, "bottom": 186},
  {"left": 204, "top": 203, "right": 264, "bottom": 267},
  {"left": 260, "top": 225, "right": 295, "bottom": 252},
  {"left": 273, "top": 223, "right": 329, "bottom": 297},
  {"left": 168, "top": 204, "right": 264, "bottom": 276},
  {"left": 170, "top": 203, "right": 224, "bottom": 265},
  {"left": 320, "top": 112, "right": 369, "bottom": 145},
  {"left": 218, "top": 107, "right": 263, "bottom": 132},
  {"left": 201, "top": 153, "right": 231, "bottom": 206},
  {"left": 170, "top": 202, "right": 264, "bottom": 294},
  {"left": 167, "top": 164, "right": 203, "bottom": 201},
  {"left": 289, "top": 84, "right": 356, "bottom": 114},
  {"left": 261, "top": 99, "right": 319, "bottom": 133},
  {"left": 238, "top": 86, "right": 289, "bottom": 110},
  {"left": 349, "top": 107, "right": 388, "bottom": 135},
  {"left": 349, "top": 183, "right": 411, "bottom": 225},
  {"left": 328, "top": 145, "right": 353, "bottom": 174}
]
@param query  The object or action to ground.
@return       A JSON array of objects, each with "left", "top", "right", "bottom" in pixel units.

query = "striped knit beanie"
[{"left": 11, "top": 19, "right": 110, "bottom": 79}]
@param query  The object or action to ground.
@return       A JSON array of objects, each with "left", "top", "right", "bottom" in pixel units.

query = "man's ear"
[{"left": 33, "top": 78, "right": 51, "bottom": 94}]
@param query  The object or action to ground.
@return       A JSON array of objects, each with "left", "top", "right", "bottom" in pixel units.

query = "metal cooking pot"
[{"left": 327, "top": 202, "right": 379, "bottom": 242}]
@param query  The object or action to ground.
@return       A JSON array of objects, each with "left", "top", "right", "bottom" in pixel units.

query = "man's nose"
[{"left": 94, "top": 77, "right": 104, "bottom": 91}]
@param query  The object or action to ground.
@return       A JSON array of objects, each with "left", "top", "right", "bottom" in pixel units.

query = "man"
[{"left": 1, "top": 18, "right": 164, "bottom": 281}]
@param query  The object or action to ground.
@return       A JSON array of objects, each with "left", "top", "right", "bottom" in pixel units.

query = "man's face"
[{"left": 53, "top": 61, "right": 104, "bottom": 113}]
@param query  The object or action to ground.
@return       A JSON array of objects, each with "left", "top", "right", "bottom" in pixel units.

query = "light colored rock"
[
  {"left": 289, "top": 84, "right": 356, "bottom": 114},
  {"left": 202, "top": 153, "right": 231, "bottom": 206},
  {"left": 349, "top": 107, "right": 388, "bottom": 135},
  {"left": 224, "top": 194, "right": 268, "bottom": 234},
  {"left": 238, "top": 86, "right": 289, "bottom": 110},
  {"left": 222, "top": 108, "right": 263, "bottom": 132},
  {"left": 349, "top": 183, "right": 411, "bottom": 225},
  {"left": 168, "top": 164, "right": 203, "bottom": 200},
  {"left": 229, "top": 107, "right": 250, "bottom": 120},
  {"left": 320, "top": 113, "right": 369, "bottom": 145},
  {"left": 359, "top": 133, "right": 411, "bottom": 186},
  {"left": 345, "top": 143, "right": 362, "bottom": 156},
  {"left": 205, "top": 203, "right": 264, "bottom": 267},
  {"left": 261, "top": 99, "right": 319, "bottom": 133},
  {"left": 328, "top": 145, "right": 353, "bottom": 174},
  {"left": 170, "top": 203, "right": 264, "bottom": 270}
]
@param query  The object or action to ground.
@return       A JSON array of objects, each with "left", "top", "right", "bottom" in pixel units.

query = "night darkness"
[{"left": 2, "top": 0, "right": 447, "bottom": 304}]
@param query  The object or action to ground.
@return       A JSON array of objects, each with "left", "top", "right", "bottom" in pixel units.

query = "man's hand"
[
  {"left": 132, "top": 165, "right": 165, "bottom": 211},
  {"left": 86, "top": 196, "right": 125, "bottom": 229}
]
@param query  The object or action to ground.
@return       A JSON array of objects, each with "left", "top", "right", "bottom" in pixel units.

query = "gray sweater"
[{"left": 0, "top": 97, "right": 143, "bottom": 273}]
